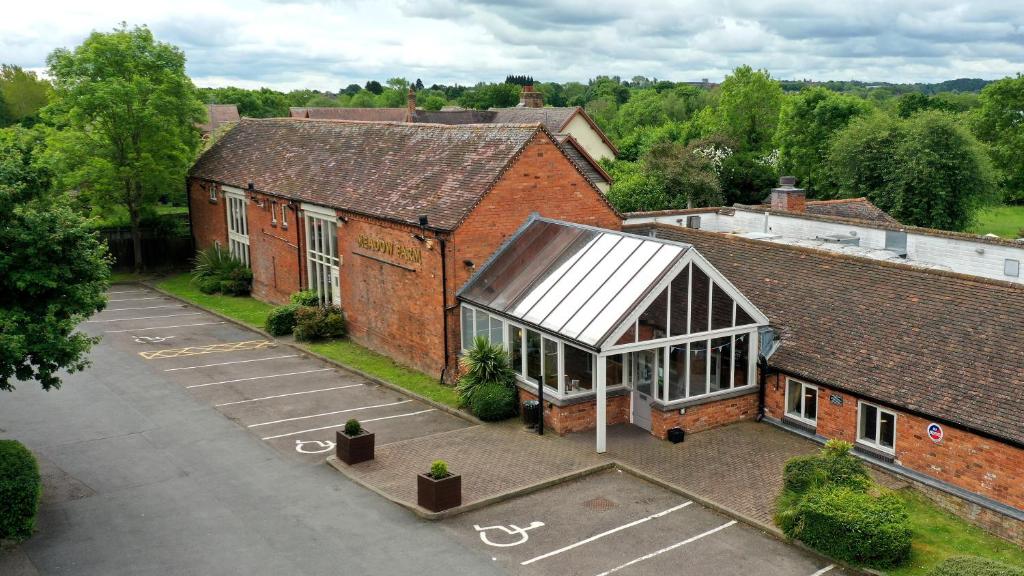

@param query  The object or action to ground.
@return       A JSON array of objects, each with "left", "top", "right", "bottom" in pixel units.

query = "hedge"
[
  {"left": 265, "top": 303, "right": 300, "bottom": 336},
  {"left": 795, "top": 486, "right": 912, "bottom": 568},
  {"left": 929, "top": 557, "right": 1024, "bottom": 576},
  {"left": 0, "top": 440, "right": 42, "bottom": 542},
  {"left": 294, "top": 305, "right": 346, "bottom": 342},
  {"left": 469, "top": 381, "right": 518, "bottom": 421}
]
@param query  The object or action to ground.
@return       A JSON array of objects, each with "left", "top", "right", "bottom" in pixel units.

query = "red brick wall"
[
  {"left": 764, "top": 374, "right": 1024, "bottom": 510},
  {"left": 188, "top": 179, "right": 227, "bottom": 251},
  {"left": 247, "top": 193, "right": 301, "bottom": 304},
  {"left": 337, "top": 214, "right": 447, "bottom": 377},
  {"left": 650, "top": 392, "right": 759, "bottom": 439},
  {"left": 518, "top": 387, "right": 630, "bottom": 435}
]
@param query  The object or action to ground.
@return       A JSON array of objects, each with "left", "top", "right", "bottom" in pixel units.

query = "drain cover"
[{"left": 582, "top": 496, "right": 618, "bottom": 511}]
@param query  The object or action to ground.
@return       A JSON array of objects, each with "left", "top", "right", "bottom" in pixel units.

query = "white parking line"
[
  {"left": 186, "top": 368, "right": 331, "bottom": 389},
  {"left": 86, "top": 313, "right": 202, "bottom": 323},
  {"left": 104, "top": 322, "right": 226, "bottom": 333},
  {"left": 247, "top": 400, "right": 413, "bottom": 428},
  {"left": 214, "top": 384, "right": 363, "bottom": 407},
  {"left": 106, "top": 304, "right": 184, "bottom": 312},
  {"left": 521, "top": 501, "right": 692, "bottom": 566},
  {"left": 593, "top": 520, "right": 737, "bottom": 576},
  {"left": 107, "top": 297, "right": 164, "bottom": 302},
  {"left": 165, "top": 354, "right": 299, "bottom": 371},
  {"left": 810, "top": 565, "right": 835, "bottom": 576},
  {"left": 260, "top": 409, "right": 436, "bottom": 440}
]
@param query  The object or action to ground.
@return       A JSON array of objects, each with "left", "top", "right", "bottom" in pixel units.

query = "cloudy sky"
[{"left": 3, "top": 0, "right": 1022, "bottom": 90}]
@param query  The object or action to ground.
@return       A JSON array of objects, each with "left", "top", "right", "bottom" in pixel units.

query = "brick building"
[{"left": 188, "top": 117, "right": 620, "bottom": 378}]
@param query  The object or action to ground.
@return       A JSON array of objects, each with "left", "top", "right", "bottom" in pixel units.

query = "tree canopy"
[
  {"left": 972, "top": 74, "right": 1024, "bottom": 203},
  {"left": 0, "top": 65, "right": 52, "bottom": 126}
]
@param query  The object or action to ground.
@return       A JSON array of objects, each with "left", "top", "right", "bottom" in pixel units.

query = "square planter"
[
  {"left": 336, "top": 430, "right": 374, "bottom": 465},
  {"left": 417, "top": 472, "right": 462, "bottom": 512}
]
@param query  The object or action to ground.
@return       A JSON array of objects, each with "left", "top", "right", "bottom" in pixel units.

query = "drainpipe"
[
  {"left": 438, "top": 234, "right": 450, "bottom": 384},
  {"left": 296, "top": 208, "right": 305, "bottom": 290},
  {"left": 756, "top": 355, "right": 769, "bottom": 421}
]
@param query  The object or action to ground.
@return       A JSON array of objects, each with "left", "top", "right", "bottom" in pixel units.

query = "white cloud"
[{"left": 2, "top": 0, "right": 1022, "bottom": 90}]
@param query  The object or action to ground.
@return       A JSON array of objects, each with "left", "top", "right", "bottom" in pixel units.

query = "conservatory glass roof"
[{"left": 458, "top": 218, "right": 690, "bottom": 349}]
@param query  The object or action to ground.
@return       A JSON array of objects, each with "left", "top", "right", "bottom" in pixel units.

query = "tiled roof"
[
  {"left": 198, "top": 104, "right": 240, "bottom": 134},
  {"left": 190, "top": 118, "right": 544, "bottom": 230},
  {"left": 558, "top": 135, "right": 611, "bottom": 186},
  {"left": 804, "top": 198, "right": 899, "bottom": 224},
  {"left": 490, "top": 107, "right": 579, "bottom": 133},
  {"left": 289, "top": 107, "right": 408, "bottom": 121},
  {"left": 630, "top": 223, "right": 1024, "bottom": 447}
]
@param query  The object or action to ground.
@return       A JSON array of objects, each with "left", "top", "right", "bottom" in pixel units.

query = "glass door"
[{"left": 631, "top": 349, "right": 659, "bottom": 431}]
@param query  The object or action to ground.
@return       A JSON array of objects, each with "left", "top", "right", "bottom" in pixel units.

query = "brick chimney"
[
  {"left": 771, "top": 176, "right": 806, "bottom": 213},
  {"left": 405, "top": 87, "right": 416, "bottom": 122},
  {"left": 519, "top": 84, "right": 544, "bottom": 108}
]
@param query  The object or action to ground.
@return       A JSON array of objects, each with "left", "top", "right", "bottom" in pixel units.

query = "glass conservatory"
[{"left": 457, "top": 218, "right": 769, "bottom": 452}]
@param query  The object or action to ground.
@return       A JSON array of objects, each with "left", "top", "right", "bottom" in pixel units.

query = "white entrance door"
[
  {"left": 631, "top": 349, "right": 658, "bottom": 431},
  {"left": 224, "top": 189, "right": 250, "bottom": 266}
]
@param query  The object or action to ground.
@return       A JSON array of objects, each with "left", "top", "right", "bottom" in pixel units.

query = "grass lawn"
[
  {"left": 305, "top": 340, "right": 459, "bottom": 409},
  {"left": 155, "top": 273, "right": 274, "bottom": 328},
  {"left": 888, "top": 489, "right": 1024, "bottom": 576},
  {"left": 110, "top": 271, "right": 162, "bottom": 284},
  {"left": 969, "top": 205, "right": 1024, "bottom": 239},
  {"left": 154, "top": 273, "right": 459, "bottom": 408}
]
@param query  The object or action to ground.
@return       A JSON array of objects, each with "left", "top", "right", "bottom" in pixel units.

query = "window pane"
[
  {"left": 635, "top": 348, "right": 659, "bottom": 397},
  {"left": 461, "top": 307, "right": 474, "bottom": 350},
  {"left": 667, "top": 344, "right": 687, "bottom": 401},
  {"left": 526, "top": 330, "right": 542, "bottom": 383},
  {"left": 607, "top": 354, "right": 625, "bottom": 387},
  {"left": 688, "top": 341, "right": 708, "bottom": 396},
  {"left": 860, "top": 404, "right": 877, "bottom": 442},
  {"left": 787, "top": 380, "right": 802, "bottom": 415},
  {"left": 614, "top": 322, "right": 636, "bottom": 345},
  {"left": 880, "top": 410, "right": 895, "bottom": 448},
  {"left": 509, "top": 325, "right": 523, "bottom": 373},
  {"left": 736, "top": 305, "right": 756, "bottom": 326},
  {"left": 669, "top": 265, "right": 690, "bottom": 336},
  {"left": 690, "top": 266, "right": 710, "bottom": 334},
  {"left": 490, "top": 317, "right": 504, "bottom": 346},
  {"left": 543, "top": 338, "right": 558, "bottom": 391},
  {"left": 563, "top": 344, "right": 593, "bottom": 393},
  {"left": 709, "top": 336, "right": 731, "bottom": 392},
  {"left": 711, "top": 283, "right": 734, "bottom": 330},
  {"left": 637, "top": 289, "right": 668, "bottom": 342},
  {"left": 733, "top": 333, "right": 749, "bottom": 388},
  {"left": 803, "top": 387, "right": 817, "bottom": 421},
  {"left": 476, "top": 311, "right": 491, "bottom": 341}
]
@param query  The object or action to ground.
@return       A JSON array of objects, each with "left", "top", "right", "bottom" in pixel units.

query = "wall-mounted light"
[
  {"left": 418, "top": 214, "right": 429, "bottom": 227},
  {"left": 463, "top": 259, "right": 474, "bottom": 269},
  {"left": 337, "top": 215, "right": 348, "bottom": 224}
]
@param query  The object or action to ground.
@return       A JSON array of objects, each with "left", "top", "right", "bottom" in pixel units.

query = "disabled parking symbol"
[
  {"left": 474, "top": 521, "right": 545, "bottom": 547},
  {"left": 294, "top": 439, "right": 335, "bottom": 454}
]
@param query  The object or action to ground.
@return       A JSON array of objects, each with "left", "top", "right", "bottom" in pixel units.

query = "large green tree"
[
  {"left": 776, "top": 87, "right": 872, "bottom": 197},
  {"left": 0, "top": 126, "right": 110, "bottom": 391},
  {"left": 829, "top": 111, "right": 997, "bottom": 230},
  {"left": 701, "top": 65, "right": 782, "bottom": 151},
  {"left": 972, "top": 74, "right": 1024, "bottom": 203},
  {"left": 45, "top": 24, "right": 204, "bottom": 271},
  {"left": 0, "top": 65, "right": 52, "bottom": 126}
]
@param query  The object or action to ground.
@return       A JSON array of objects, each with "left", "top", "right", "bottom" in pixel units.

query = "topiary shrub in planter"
[
  {"left": 0, "top": 439, "right": 42, "bottom": 542},
  {"left": 470, "top": 381, "right": 518, "bottom": 421},
  {"left": 792, "top": 486, "right": 911, "bottom": 569},
  {"left": 294, "top": 305, "right": 346, "bottom": 342},
  {"left": 929, "top": 556, "right": 1024, "bottom": 576},
  {"left": 457, "top": 336, "right": 517, "bottom": 412},
  {"left": 417, "top": 459, "right": 461, "bottom": 513},
  {"left": 290, "top": 290, "right": 320, "bottom": 306},
  {"left": 265, "top": 303, "right": 300, "bottom": 336},
  {"left": 336, "top": 418, "right": 374, "bottom": 465}
]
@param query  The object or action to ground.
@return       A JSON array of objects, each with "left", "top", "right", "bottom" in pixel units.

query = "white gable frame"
[{"left": 598, "top": 248, "right": 769, "bottom": 353}]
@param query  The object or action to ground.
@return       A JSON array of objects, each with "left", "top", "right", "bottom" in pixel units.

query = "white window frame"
[
  {"left": 784, "top": 378, "right": 818, "bottom": 425},
  {"left": 856, "top": 401, "right": 897, "bottom": 454},
  {"left": 224, "top": 187, "right": 250, "bottom": 266},
  {"left": 280, "top": 203, "right": 289, "bottom": 229},
  {"left": 459, "top": 304, "right": 505, "bottom": 352},
  {"left": 208, "top": 183, "right": 218, "bottom": 202},
  {"left": 302, "top": 204, "right": 339, "bottom": 306}
]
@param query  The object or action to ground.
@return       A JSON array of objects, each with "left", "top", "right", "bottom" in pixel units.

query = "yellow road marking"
[{"left": 139, "top": 340, "right": 274, "bottom": 360}]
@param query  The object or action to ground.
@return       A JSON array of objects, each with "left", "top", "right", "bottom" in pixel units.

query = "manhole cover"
[{"left": 582, "top": 496, "right": 618, "bottom": 511}]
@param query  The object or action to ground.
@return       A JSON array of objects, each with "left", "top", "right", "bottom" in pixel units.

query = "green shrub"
[
  {"left": 265, "top": 303, "right": 300, "bottom": 336},
  {"left": 0, "top": 440, "right": 41, "bottom": 542},
  {"left": 290, "top": 290, "right": 320, "bottom": 306},
  {"left": 190, "top": 246, "right": 252, "bottom": 295},
  {"left": 294, "top": 305, "right": 346, "bottom": 342},
  {"left": 429, "top": 460, "right": 449, "bottom": 479},
  {"left": 794, "top": 486, "right": 911, "bottom": 568},
  {"left": 343, "top": 419, "right": 362, "bottom": 436},
  {"left": 930, "top": 556, "right": 1024, "bottom": 576},
  {"left": 782, "top": 440, "right": 870, "bottom": 496},
  {"left": 470, "top": 381, "right": 518, "bottom": 421},
  {"left": 783, "top": 455, "right": 826, "bottom": 494},
  {"left": 456, "top": 336, "right": 517, "bottom": 409}
]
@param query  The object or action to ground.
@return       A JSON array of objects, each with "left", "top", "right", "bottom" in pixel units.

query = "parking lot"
[
  {"left": 442, "top": 470, "right": 847, "bottom": 576},
  {"left": 85, "top": 284, "right": 471, "bottom": 463}
]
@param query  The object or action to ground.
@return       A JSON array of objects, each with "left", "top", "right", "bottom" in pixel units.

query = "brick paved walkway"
[{"left": 337, "top": 419, "right": 904, "bottom": 528}]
